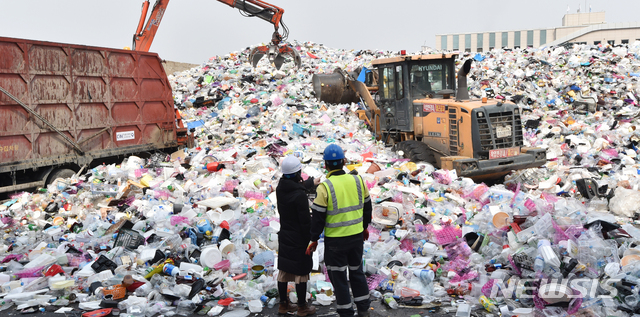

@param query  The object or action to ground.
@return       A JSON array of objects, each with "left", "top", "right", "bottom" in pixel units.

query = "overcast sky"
[{"left": 1, "top": 0, "right": 639, "bottom": 64}]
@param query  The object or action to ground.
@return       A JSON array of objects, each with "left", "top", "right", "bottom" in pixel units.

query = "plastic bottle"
[
  {"left": 134, "top": 283, "right": 151, "bottom": 297},
  {"left": 247, "top": 105, "right": 262, "bottom": 117},
  {"left": 534, "top": 255, "right": 545, "bottom": 274},
  {"left": 537, "top": 239, "right": 561, "bottom": 268},
  {"left": 479, "top": 295, "right": 498, "bottom": 313},
  {"left": 267, "top": 298, "right": 277, "bottom": 308},
  {"left": 499, "top": 245, "right": 511, "bottom": 262},
  {"left": 196, "top": 219, "right": 213, "bottom": 234},
  {"left": 419, "top": 242, "right": 438, "bottom": 256},
  {"left": 211, "top": 227, "right": 223, "bottom": 244},
  {"left": 163, "top": 264, "right": 180, "bottom": 276},
  {"left": 176, "top": 300, "right": 197, "bottom": 316},
  {"left": 1, "top": 281, "right": 23, "bottom": 293},
  {"left": 383, "top": 293, "right": 398, "bottom": 309}
]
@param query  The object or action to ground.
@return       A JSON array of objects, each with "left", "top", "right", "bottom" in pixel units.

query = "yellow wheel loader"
[{"left": 312, "top": 53, "right": 546, "bottom": 180}]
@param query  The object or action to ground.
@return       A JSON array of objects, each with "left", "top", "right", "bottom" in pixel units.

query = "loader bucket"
[{"left": 311, "top": 72, "right": 359, "bottom": 104}]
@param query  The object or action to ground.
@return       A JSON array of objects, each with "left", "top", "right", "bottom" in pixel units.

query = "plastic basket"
[
  {"left": 434, "top": 225, "right": 462, "bottom": 245},
  {"left": 114, "top": 228, "right": 145, "bottom": 250},
  {"left": 103, "top": 284, "right": 126, "bottom": 300},
  {"left": 366, "top": 274, "right": 386, "bottom": 291}
]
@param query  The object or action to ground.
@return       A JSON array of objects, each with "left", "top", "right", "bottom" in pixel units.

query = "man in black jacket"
[
  {"left": 306, "top": 144, "right": 373, "bottom": 317},
  {"left": 276, "top": 155, "right": 319, "bottom": 316}
]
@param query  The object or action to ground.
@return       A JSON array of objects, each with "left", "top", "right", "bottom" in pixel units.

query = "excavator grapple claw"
[{"left": 249, "top": 43, "right": 301, "bottom": 70}]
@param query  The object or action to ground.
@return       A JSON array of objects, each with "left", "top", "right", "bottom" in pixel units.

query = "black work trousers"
[{"left": 324, "top": 235, "right": 370, "bottom": 317}]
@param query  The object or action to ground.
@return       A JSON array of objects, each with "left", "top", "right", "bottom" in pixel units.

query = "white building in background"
[{"left": 435, "top": 11, "right": 640, "bottom": 52}]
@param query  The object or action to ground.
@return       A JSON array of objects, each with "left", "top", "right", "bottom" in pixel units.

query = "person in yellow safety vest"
[{"left": 306, "top": 144, "right": 372, "bottom": 317}]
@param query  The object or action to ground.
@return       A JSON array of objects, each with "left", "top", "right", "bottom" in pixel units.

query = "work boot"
[
  {"left": 297, "top": 304, "right": 317, "bottom": 316},
  {"left": 278, "top": 301, "right": 298, "bottom": 314},
  {"left": 357, "top": 310, "right": 370, "bottom": 317}
]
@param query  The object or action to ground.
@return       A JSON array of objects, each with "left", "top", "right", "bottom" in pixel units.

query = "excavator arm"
[
  {"left": 346, "top": 75, "right": 382, "bottom": 139},
  {"left": 132, "top": 0, "right": 300, "bottom": 69},
  {"left": 132, "top": 0, "right": 168, "bottom": 52},
  {"left": 217, "top": 0, "right": 285, "bottom": 44}
]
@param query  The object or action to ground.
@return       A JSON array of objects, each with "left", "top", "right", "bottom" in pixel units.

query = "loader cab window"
[
  {"left": 409, "top": 62, "right": 452, "bottom": 100},
  {"left": 396, "top": 65, "right": 404, "bottom": 98},
  {"left": 380, "top": 66, "right": 395, "bottom": 99},
  {"left": 380, "top": 65, "right": 404, "bottom": 100}
]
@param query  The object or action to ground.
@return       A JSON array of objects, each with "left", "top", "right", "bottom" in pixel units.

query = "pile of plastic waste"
[{"left": 1, "top": 40, "right": 640, "bottom": 317}]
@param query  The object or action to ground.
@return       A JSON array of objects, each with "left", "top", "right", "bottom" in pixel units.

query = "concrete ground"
[{"left": 1, "top": 296, "right": 458, "bottom": 317}]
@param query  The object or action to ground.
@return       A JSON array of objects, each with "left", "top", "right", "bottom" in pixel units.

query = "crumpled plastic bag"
[{"left": 609, "top": 187, "right": 640, "bottom": 217}]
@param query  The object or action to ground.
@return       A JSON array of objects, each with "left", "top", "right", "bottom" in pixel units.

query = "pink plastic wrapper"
[
  {"left": 510, "top": 183, "right": 521, "bottom": 207},
  {"left": 213, "top": 260, "right": 230, "bottom": 271},
  {"left": 14, "top": 266, "right": 44, "bottom": 278},
  {"left": 481, "top": 279, "right": 495, "bottom": 297},
  {"left": 1, "top": 254, "right": 23, "bottom": 263},
  {"left": 540, "top": 192, "right": 558, "bottom": 203},
  {"left": 414, "top": 223, "right": 428, "bottom": 233},
  {"left": 392, "top": 192, "right": 403, "bottom": 203},
  {"left": 245, "top": 191, "right": 265, "bottom": 200},
  {"left": 445, "top": 240, "right": 472, "bottom": 261},
  {"left": 365, "top": 180, "right": 376, "bottom": 190},
  {"left": 601, "top": 148, "right": 618, "bottom": 158},
  {"left": 170, "top": 216, "right": 190, "bottom": 226},
  {"left": 449, "top": 270, "right": 478, "bottom": 283},
  {"left": 154, "top": 190, "right": 170, "bottom": 200},
  {"left": 444, "top": 258, "right": 469, "bottom": 272},
  {"left": 433, "top": 170, "right": 451, "bottom": 185},
  {"left": 469, "top": 184, "right": 490, "bottom": 203},
  {"left": 67, "top": 255, "right": 85, "bottom": 267},
  {"left": 1, "top": 217, "right": 14, "bottom": 227},
  {"left": 399, "top": 239, "right": 413, "bottom": 252},
  {"left": 524, "top": 198, "right": 537, "bottom": 213},
  {"left": 221, "top": 180, "right": 239, "bottom": 193}
]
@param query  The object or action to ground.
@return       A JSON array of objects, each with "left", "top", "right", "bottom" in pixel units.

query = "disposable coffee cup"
[
  {"left": 490, "top": 208, "right": 510, "bottom": 228},
  {"left": 219, "top": 239, "right": 235, "bottom": 255}
]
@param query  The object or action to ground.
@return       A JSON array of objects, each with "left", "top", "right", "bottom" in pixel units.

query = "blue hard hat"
[{"left": 323, "top": 144, "right": 345, "bottom": 161}]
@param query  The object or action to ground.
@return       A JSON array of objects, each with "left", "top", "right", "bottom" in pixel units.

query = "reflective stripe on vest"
[{"left": 323, "top": 174, "right": 364, "bottom": 237}]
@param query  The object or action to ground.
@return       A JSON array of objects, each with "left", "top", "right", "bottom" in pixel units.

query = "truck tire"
[
  {"left": 396, "top": 141, "right": 436, "bottom": 165},
  {"left": 395, "top": 140, "right": 424, "bottom": 153},
  {"left": 47, "top": 168, "right": 76, "bottom": 185},
  {"left": 395, "top": 140, "right": 426, "bottom": 157}
]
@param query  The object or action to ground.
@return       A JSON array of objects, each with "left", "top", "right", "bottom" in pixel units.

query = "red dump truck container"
[{"left": 0, "top": 36, "right": 190, "bottom": 193}]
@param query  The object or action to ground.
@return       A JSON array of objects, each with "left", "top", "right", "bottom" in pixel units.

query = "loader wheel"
[
  {"left": 396, "top": 141, "right": 437, "bottom": 165},
  {"left": 395, "top": 140, "right": 427, "bottom": 156},
  {"left": 382, "top": 133, "right": 397, "bottom": 147},
  {"left": 46, "top": 168, "right": 76, "bottom": 186},
  {"left": 395, "top": 140, "right": 425, "bottom": 153}
]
